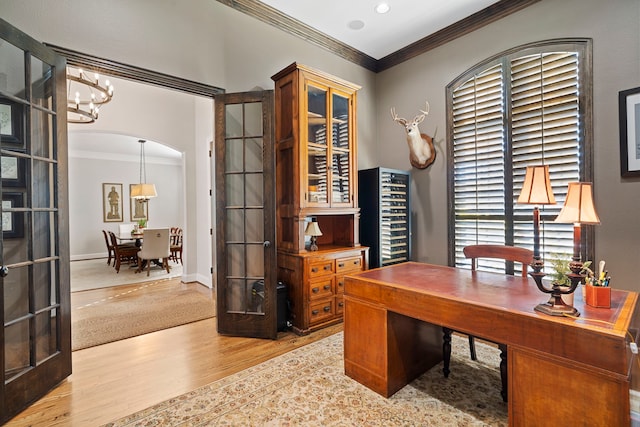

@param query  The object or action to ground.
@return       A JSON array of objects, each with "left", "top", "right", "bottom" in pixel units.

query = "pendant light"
[{"left": 130, "top": 139, "right": 157, "bottom": 200}]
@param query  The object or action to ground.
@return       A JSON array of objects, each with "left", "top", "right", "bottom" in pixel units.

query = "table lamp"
[
  {"left": 554, "top": 181, "right": 600, "bottom": 267},
  {"left": 305, "top": 219, "right": 322, "bottom": 251},
  {"left": 517, "top": 165, "right": 556, "bottom": 273},
  {"left": 532, "top": 182, "right": 600, "bottom": 316}
]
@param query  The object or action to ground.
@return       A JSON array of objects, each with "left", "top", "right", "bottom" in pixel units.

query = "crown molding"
[
  {"left": 45, "top": 44, "right": 224, "bottom": 98},
  {"left": 216, "top": 0, "right": 541, "bottom": 73}
]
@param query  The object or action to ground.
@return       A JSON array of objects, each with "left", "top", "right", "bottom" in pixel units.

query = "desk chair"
[
  {"left": 443, "top": 244, "right": 533, "bottom": 403},
  {"left": 136, "top": 228, "right": 171, "bottom": 276}
]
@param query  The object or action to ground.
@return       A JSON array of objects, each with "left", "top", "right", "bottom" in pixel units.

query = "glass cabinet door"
[
  {"left": 331, "top": 92, "right": 350, "bottom": 204},
  {"left": 306, "top": 85, "right": 328, "bottom": 205}
]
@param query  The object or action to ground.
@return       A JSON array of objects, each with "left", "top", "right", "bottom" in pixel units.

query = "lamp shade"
[
  {"left": 130, "top": 183, "right": 158, "bottom": 199},
  {"left": 554, "top": 182, "right": 600, "bottom": 224},
  {"left": 304, "top": 221, "right": 323, "bottom": 237},
  {"left": 517, "top": 165, "right": 556, "bottom": 205}
]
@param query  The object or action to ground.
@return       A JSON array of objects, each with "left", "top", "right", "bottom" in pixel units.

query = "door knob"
[
  {"left": 0, "top": 266, "right": 8, "bottom": 277},
  {"left": 263, "top": 240, "right": 271, "bottom": 248}
]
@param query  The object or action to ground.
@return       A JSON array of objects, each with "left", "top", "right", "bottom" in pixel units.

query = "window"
[{"left": 447, "top": 39, "right": 593, "bottom": 274}]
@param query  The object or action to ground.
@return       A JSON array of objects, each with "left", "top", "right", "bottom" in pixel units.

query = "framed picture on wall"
[
  {"left": 1, "top": 154, "right": 27, "bottom": 188},
  {"left": 2, "top": 192, "right": 25, "bottom": 239},
  {"left": 0, "top": 99, "right": 25, "bottom": 149},
  {"left": 130, "top": 184, "right": 149, "bottom": 222},
  {"left": 102, "top": 183, "right": 123, "bottom": 222},
  {"left": 619, "top": 86, "right": 640, "bottom": 177}
]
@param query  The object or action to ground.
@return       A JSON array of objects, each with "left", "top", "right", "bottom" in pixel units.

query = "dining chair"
[
  {"left": 102, "top": 230, "right": 115, "bottom": 266},
  {"left": 109, "top": 231, "right": 141, "bottom": 273},
  {"left": 135, "top": 228, "right": 171, "bottom": 276},
  {"left": 170, "top": 227, "right": 183, "bottom": 265},
  {"left": 118, "top": 223, "right": 135, "bottom": 235},
  {"left": 443, "top": 244, "right": 533, "bottom": 403}
]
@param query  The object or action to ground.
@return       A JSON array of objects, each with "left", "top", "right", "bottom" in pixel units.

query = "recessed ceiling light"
[
  {"left": 375, "top": 3, "right": 390, "bottom": 14},
  {"left": 348, "top": 20, "right": 365, "bottom": 30}
]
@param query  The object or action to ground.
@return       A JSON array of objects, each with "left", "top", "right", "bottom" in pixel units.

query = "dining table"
[{"left": 116, "top": 232, "right": 144, "bottom": 247}]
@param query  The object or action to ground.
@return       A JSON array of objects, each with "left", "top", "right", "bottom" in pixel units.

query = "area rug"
[
  {"left": 72, "top": 283, "right": 215, "bottom": 351},
  {"left": 105, "top": 332, "right": 507, "bottom": 426},
  {"left": 71, "top": 258, "right": 183, "bottom": 292}
]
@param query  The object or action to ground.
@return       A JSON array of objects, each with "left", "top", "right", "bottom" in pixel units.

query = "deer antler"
[
  {"left": 390, "top": 107, "right": 407, "bottom": 126},
  {"left": 420, "top": 101, "right": 430, "bottom": 116}
]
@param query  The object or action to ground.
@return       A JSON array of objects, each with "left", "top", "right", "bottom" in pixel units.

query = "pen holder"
[{"left": 585, "top": 284, "right": 611, "bottom": 308}]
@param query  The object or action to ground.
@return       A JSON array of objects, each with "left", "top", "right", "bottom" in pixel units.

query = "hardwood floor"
[{"left": 7, "top": 278, "right": 342, "bottom": 426}]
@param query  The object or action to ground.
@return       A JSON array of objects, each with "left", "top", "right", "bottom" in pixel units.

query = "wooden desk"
[{"left": 344, "top": 262, "right": 640, "bottom": 426}]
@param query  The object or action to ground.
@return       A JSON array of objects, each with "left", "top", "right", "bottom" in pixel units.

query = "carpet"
[
  {"left": 71, "top": 258, "right": 183, "bottom": 292},
  {"left": 72, "top": 283, "right": 216, "bottom": 351},
  {"left": 105, "top": 332, "right": 508, "bottom": 426}
]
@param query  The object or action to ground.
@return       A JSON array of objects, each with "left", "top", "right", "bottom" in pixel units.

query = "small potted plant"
[
  {"left": 547, "top": 253, "right": 591, "bottom": 306},
  {"left": 137, "top": 218, "right": 147, "bottom": 231}
]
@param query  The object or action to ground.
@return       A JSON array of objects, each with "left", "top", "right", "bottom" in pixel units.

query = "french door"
[
  {"left": 0, "top": 18, "right": 70, "bottom": 422},
  {"left": 214, "top": 91, "right": 277, "bottom": 339}
]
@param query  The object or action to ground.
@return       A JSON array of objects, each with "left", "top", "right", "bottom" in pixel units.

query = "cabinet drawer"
[
  {"left": 308, "top": 260, "right": 334, "bottom": 278},
  {"left": 336, "top": 256, "right": 363, "bottom": 274},
  {"left": 335, "top": 274, "right": 347, "bottom": 294},
  {"left": 308, "top": 277, "right": 333, "bottom": 300},
  {"left": 335, "top": 295, "right": 345, "bottom": 315},
  {"left": 309, "top": 299, "right": 334, "bottom": 324}
]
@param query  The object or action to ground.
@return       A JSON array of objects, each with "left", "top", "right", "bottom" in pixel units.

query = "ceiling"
[
  {"left": 68, "top": 132, "right": 182, "bottom": 163},
  {"left": 221, "top": 0, "right": 540, "bottom": 72},
  {"left": 258, "top": 0, "right": 500, "bottom": 60}
]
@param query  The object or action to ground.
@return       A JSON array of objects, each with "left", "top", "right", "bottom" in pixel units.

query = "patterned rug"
[{"left": 105, "top": 332, "right": 507, "bottom": 426}]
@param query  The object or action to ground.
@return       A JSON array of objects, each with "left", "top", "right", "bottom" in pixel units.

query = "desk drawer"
[
  {"left": 336, "top": 256, "right": 363, "bottom": 274},
  {"left": 308, "top": 260, "right": 334, "bottom": 278},
  {"left": 308, "top": 277, "right": 333, "bottom": 300},
  {"left": 309, "top": 299, "right": 334, "bottom": 324}
]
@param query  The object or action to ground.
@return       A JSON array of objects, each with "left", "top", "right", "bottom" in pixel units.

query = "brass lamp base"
[
  {"left": 534, "top": 297, "right": 580, "bottom": 317},
  {"left": 530, "top": 271, "right": 581, "bottom": 317}
]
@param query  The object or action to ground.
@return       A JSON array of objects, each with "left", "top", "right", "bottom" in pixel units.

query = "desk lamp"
[
  {"left": 532, "top": 182, "right": 600, "bottom": 316},
  {"left": 305, "top": 219, "right": 322, "bottom": 251},
  {"left": 517, "top": 165, "right": 556, "bottom": 273}
]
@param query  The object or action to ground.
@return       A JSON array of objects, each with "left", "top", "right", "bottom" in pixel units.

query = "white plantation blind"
[{"left": 447, "top": 40, "right": 592, "bottom": 275}]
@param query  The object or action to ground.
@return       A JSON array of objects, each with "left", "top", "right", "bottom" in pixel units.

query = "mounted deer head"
[{"left": 390, "top": 101, "right": 436, "bottom": 169}]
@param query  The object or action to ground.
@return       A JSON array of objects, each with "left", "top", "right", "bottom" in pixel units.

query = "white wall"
[
  {"left": 5, "top": 0, "right": 638, "bottom": 293},
  {"left": 375, "top": 0, "right": 640, "bottom": 290},
  {"left": 1, "top": 0, "right": 374, "bottom": 290},
  {"left": 68, "top": 135, "right": 183, "bottom": 259}
]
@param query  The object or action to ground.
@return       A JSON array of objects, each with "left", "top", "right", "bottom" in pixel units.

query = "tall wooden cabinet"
[
  {"left": 359, "top": 168, "right": 411, "bottom": 269},
  {"left": 272, "top": 63, "right": 368, "bottom": 335}
]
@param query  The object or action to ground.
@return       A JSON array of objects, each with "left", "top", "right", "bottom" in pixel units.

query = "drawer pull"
[
  {"left": 353, "top": 260, "right": 360, "bottom": 265},
  {"left": 312, "top": 287, "right": 319, "bottom": 293},
  {"left": 338, "top": 302, "right": 344, "bottom": 307},
  {"left": 312, "top": 310, "right": 319, "bottom": 315},
  {"left": 338, "top": 280, "right": 344, "bottom": 287},
  {"left": 312, "top": 267, "right": 318, "bottom": 273},
  {"left": 338, "top": 262, "right": 345, "bottom": 268},
  {"left": 323, "top": 284, "right": 331, "bottom": 291},
  {"left": 324, "top": 265, "right": 331, "bottom": 271},
  {"left": 323, "top": 306, "right": 331, "bottom": 312}
]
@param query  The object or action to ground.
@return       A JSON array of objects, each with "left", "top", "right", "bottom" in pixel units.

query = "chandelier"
[
  {"left": 66, "top": 67, "right": 114, "bottom": 124},
  {"left": 130, "top": 139, "right": 158, "bottom": 200}
]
